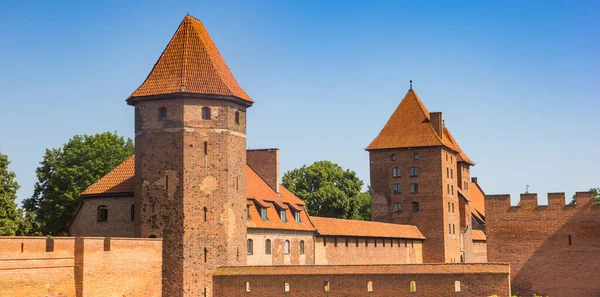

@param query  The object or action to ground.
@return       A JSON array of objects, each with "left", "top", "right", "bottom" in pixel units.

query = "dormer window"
[
  {"left": 279, "top": 209, "right": 287, "bottom": 223},
  {"left": 202, "top": 107, "right": 211, "bottom": 120},
  {"left": 294, "top": 210, "right": 301, "bottom": 223},
  {"left": 260, "top": 207, "right": 268, "bottom": 221}
]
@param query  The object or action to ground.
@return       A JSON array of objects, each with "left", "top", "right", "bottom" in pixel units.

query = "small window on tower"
[
  {"left": 130, "top": 204, "right": 135, "bottom": 222},
  {"left": 411, "top": 202, "right": 419, "bottom": 212},
  {"left": 414, "top": 153, "right": 420, "bottom": 160},
  {"left": 202, "top": 107, "right": 211, "bottom": 120},
  {"left": 391, "top": 154, "right": 396, "bottom": 161},
  {"left": 392, "top": 167, "right": 401, "bottom": 178},
  {"left": 410, "top": 183, "right": 419, "bottom": 193},
  {"left": 394, "top": 202, "right": 402, "bottom": 212},
  {"left": 97, "top": 205, "right": 108, "bottom": 222},
  {"left": 235, "top": 111, "right": 240, "bottom": 125},
  {"left": 159, "top": 107, "right": 167, "bottom": 120},
  {"left": 394, "top": 184, "right": 401, "bottom": 194}
]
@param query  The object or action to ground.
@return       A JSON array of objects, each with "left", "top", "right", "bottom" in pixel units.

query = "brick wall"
[
  {"left": 247, "top": 229, "right": 314, "bottom": 265},
  {"left": 486, "top": 192, "right": 600, "bottom": 297},
  {"left": 0, "top": 237, "right": 161, "bottom": 297},
  {"left": 213, "top": 263, "right": 511, "bottom": 297},
  {"left": 472, "top": 240, "right": 487, "bottom": 263},
  {"left": 369, "top": 147, "right": 462, "bottom": 263},
  {"left": 70, "top": 196, "right": 135, "bottom": 237},
  {"left": 314, "top": 236, "right": 422, "bottom": 265}
]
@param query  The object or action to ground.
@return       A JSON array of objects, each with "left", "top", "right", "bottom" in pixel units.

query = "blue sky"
[{"left": 0, "top": 0, "right": 598, "bottom": 206}]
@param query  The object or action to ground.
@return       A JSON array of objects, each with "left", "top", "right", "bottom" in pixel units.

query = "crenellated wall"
[
  {"left": 0, "top": 237, "right": 162, "bottom": 297},
  {"left": 314, "top": 237, "right": 422, "bottom": 265},
  {"left": 486, "top": 191, "right": 600, "bottom": 297}
]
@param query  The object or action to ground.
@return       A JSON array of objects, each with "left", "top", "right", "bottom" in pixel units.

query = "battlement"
[{"left": 485, "top": 191, "right": 599, "bottom": 221}]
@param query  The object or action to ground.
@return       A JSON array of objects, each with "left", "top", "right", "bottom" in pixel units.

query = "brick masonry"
[
  {"left": 70, "top": 195, "right": 135, "bottom": 237},
  {"left": 0, "top": 237, "right": 161, "bottom": 297},
  {"left": 213, "top": 263, "right": 511, "bottom": 297},
  {"left": 314, "top": 236, "right": 423, "bottom": 265},
  {"left": 486, "top": 192, "right": 600, "bottom": 297}
]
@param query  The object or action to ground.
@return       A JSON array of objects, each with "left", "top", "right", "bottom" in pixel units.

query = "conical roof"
[
  {"left": 367, "top": 89, "right": 450, "bottom": 150},
  {"left": 127, "top": 15, "right": 252, "bottom": 103}
]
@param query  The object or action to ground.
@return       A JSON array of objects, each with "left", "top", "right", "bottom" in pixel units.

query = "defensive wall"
[
  {"left": 0, "top": 236, "right": 162, "bottom": 297},
  {"left": 213, "top": 263, "right": 511, "bottom": 296},
  {"left": 486, "top": 191, "right": 600, "bottom": 297}
]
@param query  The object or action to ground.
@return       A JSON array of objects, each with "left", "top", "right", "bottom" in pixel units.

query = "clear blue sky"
[{"left": 1, "top": 0, "right": 598, "bottom": 206}]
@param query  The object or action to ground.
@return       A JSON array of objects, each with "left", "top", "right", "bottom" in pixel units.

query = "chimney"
[
  {"left": 247, "top": 149, "right": 280, "bottom": 193},
  {"left": 471, "top": 177, "right": 478, "bottom": 184},
  {"left": 429, "top": 112, "right": 443, "bottom": 138}
]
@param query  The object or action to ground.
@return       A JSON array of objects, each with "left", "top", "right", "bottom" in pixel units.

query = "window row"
[
  {"left": 446, "top": 167, "right": 453, "bottom": 179},
  {"left": 247, "top": 239, "right": 305, "bottom": 256},
  {"left": 157, "top": 107, "right": 241, "bottom": 124},
  {"left": 249, "top": 205, "right": 302, "bottom": 223},
  {"left": 391, "top": 153, "right": 419, "bottom": 161},
  {"left": 448, "top": 223, "right": 456, "bottom": 235},
  {"left": 244, "top": 280, "right": 462, "bottom": 293},
  {"left": 447, "top": 202, "right": 455, "bottom": 213},
  {"left": 447, "top": 184, "right": 454, "bottom": 195},
  {"left": 393, "top": 202, "right": 419, "bottom": 212},
  {"left": 392, "top": 167, "right": 419, "bottom": 178},
  {"left": 393, "top": 183, "right": 419, "bottom": 194},
  {"left": 96, "top": 205, "right": 135, "bottom": 222},
  {"left": 445, "top": 153, "right": 453, "bottom": 163},
  {"left": 323, "top": 237, "right": 416, "bottom": 248}
]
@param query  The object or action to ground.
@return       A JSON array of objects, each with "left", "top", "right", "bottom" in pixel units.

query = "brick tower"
[
  {"left": 126, "top": 15, "right": 252, "bottom": 297},
  {"left": 367, "top": 87, "right": 474, "bottom": 263}
]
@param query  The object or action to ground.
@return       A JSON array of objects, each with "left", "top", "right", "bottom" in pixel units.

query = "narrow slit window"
[
  {"left": 568, "top": 235, "right": 572, "bottom": 245},
  {"left": 204, "top": 141, "right": 208, "bottom": 155},
  {"left": 235, "top": 111, "right": 240, "bottom": 125},
  {"left": 130, "top": 204, "right": 135, "bottom": 221},
  {"left": 203, "top": 207, "right": 207, "bottom": 222},
  {"left": 159, "top": 107, "right": 167, "bottom": 120},
  {"left": 265, "top": 239, "right": 271, "bottom": 255},
  {"left": 299, "top": 240, "right": 305, "bottom": 255},
  {"left": 247, "top": 239, "right": 253, "bottom": 255},
  {"left": 204, "top": 248, "right": 208, "bottom": 263}
]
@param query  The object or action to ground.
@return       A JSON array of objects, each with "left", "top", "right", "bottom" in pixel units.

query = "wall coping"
[{"left": 214, "top": 263, "right": 511, "bottom": 276}]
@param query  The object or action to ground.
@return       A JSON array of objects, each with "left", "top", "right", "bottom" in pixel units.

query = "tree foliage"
[
  {"left": 23, "top": 132, "right": 134, "bottom": 235},
  {"left": 0, "top": 153, "right": 21, "bottom": 235},
  {"left": 282, "top": 161, "right": 370, "bottom": 220}
]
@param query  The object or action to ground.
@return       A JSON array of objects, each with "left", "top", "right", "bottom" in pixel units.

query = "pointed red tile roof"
[
  {"left": 81, "top": 155, "right": 135, "bottom": 195},
  {"left": 367, "top": 90, "right": 452, "bottom": 150},
  {"left": 443, "top": 127, "right": 474, "bottom": 165},
  {"left": 127, "top": 15, "right": 252, "bottom": 103}
]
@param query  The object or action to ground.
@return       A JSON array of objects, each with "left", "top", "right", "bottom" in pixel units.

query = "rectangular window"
[
  {"left": 294, "top": 211, "right": 301, "bottom": 223},
  {"left": 410, "top": 183, "right": 419, "bottom": 193},
  {"left": 392, "top": 167, "right": 401, "bottom": 178},
  {"left": 452, "top": 185, "right": 454, "bottom": 195},
  {"left": 260, "top": 207, "right": 268, "bottom": 221},
  {"left": 393, "top": 183, "right": 401, "bottom": 194},
  {"left": 452, "top": 203, "right": 455, "bottom": 213},
  {"left": 410, "top": 167, "right": 418, "bottom": 177},
  {"left": 246, "top": 205, "right": 251, "bottom": 220},
  {"left": 393, "top": 202, "right": 402, "bottom": 212},
  {"left": 280, "top": 209, "right": 287, "bottom": 223}
]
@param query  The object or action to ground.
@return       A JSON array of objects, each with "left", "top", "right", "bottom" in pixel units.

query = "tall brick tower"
[
  {"left": 126, "top": 15, "right": 252, "bottom": 297},
  {"left": 367, "top": 87, "right": 474, "bottom": 263}
]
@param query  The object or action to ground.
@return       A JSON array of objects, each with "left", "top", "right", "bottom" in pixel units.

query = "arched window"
[
  {"left": 299, "top": 240, "right": 305, "bottom": 255},
  {"left": 235, "top": 111, "right": 240, "bottom": 125},
  {"left": 159, "top": 107, "right": 167, "bottom": 120},
  {"left": 411, "top": 202, "right": 419, "bottom": 212},
  {"left": 284, "top": 240, "right": 290, "bottom": 255},
  {"left": 247, "top": 239, "right": 253, "bottom": 255},
  {"left": 367, "top": 280, "right": 373, "bottom": 292},
  {"left": 97, "top": 205, "right": 108, "bottom": 222},
  {"left": 245, "top": 281, "right": 251, "bottom": 292},
  {"left": 202, "top": 107, "right": 211, "bottom": 120},
  {"left": 413, "top": 153, "right": 420, "bottom": 160},
  {"left": 130, "top": 204, "right": 135, "bottom": 222},
  {"left": 284, "top": 281, "right": 290, "bottom": 292},
  {"left": 455, "top": 280, "right": 461, "bottom": 292},
  {"left": 265, "top": 239, "right": 272, "bottom": 255},
  {"left": 324, "top": 281, "right": 330, "bottom": 292},
  {"left": 410, "top": 281, "right": 417, "bottom": 292},
  {"left": 391, "top": 154, "right": 396, "bottom": 161},
  {"left": 392, "top": 167, "right": 401, "bottom": 178}
]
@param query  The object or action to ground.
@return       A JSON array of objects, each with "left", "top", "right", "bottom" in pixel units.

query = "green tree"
[
  {"left": 570, "top": 188, "right": 600, "bottom": 205},
  {"left": 23, "top": 132, "right": 134, "bottom": 235},
  {"left": 282, "top": 161, "right": 371, "bottom": 220},
  {"left": 0, "top": 153, "right": 21, "bottom": 235}
]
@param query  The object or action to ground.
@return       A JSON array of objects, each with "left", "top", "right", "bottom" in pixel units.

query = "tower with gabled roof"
[
  {"left": 127, "top": 15, "right": 252, "bottom": 297},
  {"left": 367, "top": 87, "right": 474, "bottom": 263}
]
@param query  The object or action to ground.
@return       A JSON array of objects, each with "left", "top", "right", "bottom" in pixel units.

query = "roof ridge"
[{"left": 180, "top": 16, "right": 189, "bottom": 92}]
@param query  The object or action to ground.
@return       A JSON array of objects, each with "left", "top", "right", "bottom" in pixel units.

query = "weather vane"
[
  {"left": 526, "top": 185, "right": 530, "bottom": 193},
  {"left": 410, "top": 80, "right": 413, "bottom": 90}
]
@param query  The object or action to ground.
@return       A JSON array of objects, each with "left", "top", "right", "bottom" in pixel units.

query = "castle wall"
[
  {"left": 0, "top": 237, "right": 162, "bottom": 297},
  {"left": 314, "top": 236, "right": 422, "bottom": 265},
  {"left": 486, "top": 192, "right": 600, "bottom": 297},
  {"left": 70, "top": 196, "right": 135, "bottom": 237},
  {"left": 246, "top": 229, "right": 314, "bottom": 265},
  {"left": 472, "top": 240, "right": 487, "bottom": 263},
  {"left": 213, "top": 263, "right": 511, "bottom": 297}
]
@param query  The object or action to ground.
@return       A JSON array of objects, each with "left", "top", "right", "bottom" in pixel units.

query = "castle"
[{"left": 1, "top": 15, "right": 598, "bottom": 297}]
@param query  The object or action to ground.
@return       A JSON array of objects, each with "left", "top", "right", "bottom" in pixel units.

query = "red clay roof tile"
[
  {"left": 128, "top": 15, "right": 252, "bottom": 103},
  {"left": 310, "top": 216, "right": 425, "bottom": 240},
  {"left": 472, "top": 229, "right": 486, "bottom": 241},
  {"left": 81, "top": 155, "right": 135, "bottom": 195}
]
